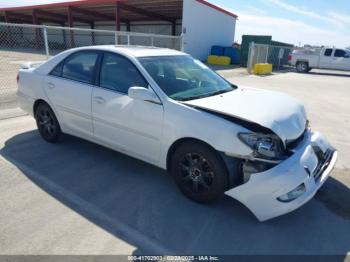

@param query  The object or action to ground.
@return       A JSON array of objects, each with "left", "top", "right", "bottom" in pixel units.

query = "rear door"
[
  {"left": 44, "top": 51, "right": 100, "bottom": 137},
  {"left": 319, "top": 48, "right": 334, "bottom": 69},
  {"left": 331, "top": 49, "right": 350, "bottom": 70}
]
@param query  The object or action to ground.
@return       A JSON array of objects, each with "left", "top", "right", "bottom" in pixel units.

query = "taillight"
[
  {"left": 288, "top": 54, "right": 292, "bottom": 61},
  {"left": 16, "top": 73, "right": 19, "bottom": 84}
]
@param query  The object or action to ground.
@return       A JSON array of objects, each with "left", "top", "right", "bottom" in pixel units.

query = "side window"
[
  {"left": 50, "top": 62, "right": 63, "bottom": 77},
  {"left": 62, "top": 52, "right": 99, "bottom": 84},
  {"left": 334, "top": 49, "right": 347, "bottom": 58},
  {"left": 324, "top": 49, "right": 333, "bottom": 57},
  {"left": 99, "top": 53, "right": 147, "bottom": 93}
]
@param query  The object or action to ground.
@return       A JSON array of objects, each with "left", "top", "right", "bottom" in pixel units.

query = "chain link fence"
[
  {"left": 0, "top": 22, "right": 182, "bottom": 110},
  {"left": 247, "top": 42, "right": 294, "bottom": 74}
]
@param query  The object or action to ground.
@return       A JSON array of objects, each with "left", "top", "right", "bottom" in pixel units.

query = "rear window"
[
  {"left": 324, "top": 49, "right": 333, "bottom": 57},
  {"left": 50, "top": 62, "right": 63, "bottom": 77},
  {"left": 61, "top": 51, "right": 99, "bottom": 84}
]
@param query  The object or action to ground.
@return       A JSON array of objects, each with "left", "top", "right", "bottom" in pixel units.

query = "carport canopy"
[{"left": 0, "top": 0, "right": 183, "bottom": 35}]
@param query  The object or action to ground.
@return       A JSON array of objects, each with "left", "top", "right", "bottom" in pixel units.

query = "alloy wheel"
[
  {"left": 180, "top": 152, "right": 215, "bottom": 193},
  {"left": 37, "top": 108, "right": 56, "bottom": 136}
]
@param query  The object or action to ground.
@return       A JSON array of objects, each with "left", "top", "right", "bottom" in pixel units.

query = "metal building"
[{"left": 0, "top": 0, "right": 238, "bottom": 60}]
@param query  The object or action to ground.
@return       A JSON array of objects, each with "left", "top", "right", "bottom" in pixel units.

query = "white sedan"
[{"left": 17, "top": 46, "right": 337, "bottom": 221}]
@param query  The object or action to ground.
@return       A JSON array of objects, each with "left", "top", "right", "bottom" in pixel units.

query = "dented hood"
[{"left": 184, "top": 87, "right": 307, "bottom": 142}]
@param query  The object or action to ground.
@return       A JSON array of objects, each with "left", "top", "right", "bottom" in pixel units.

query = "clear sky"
[
  {"left": 1, "top": 0, "right": 349, "bottom": 47},
  {"left": 208, "top": 0, "right": 350, "bottom": 48}
]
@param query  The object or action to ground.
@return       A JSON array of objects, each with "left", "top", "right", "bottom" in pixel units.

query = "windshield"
[{"left": 139, "top": 56, "right": 235, "bottom": 101}]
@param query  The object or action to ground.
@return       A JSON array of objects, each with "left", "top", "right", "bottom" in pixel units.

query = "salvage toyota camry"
[{"left": 17, "top": 46, "right": 337, "bottom": 221}]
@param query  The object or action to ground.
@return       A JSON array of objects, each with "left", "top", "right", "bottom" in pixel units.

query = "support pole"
[
  {"left": 90, "top": 22, "right": 95, "bottom": 45},
  {"left": 126, "top": 21, "right": 130, "bottom": 32},
  {"left": 32, "top": 9, "right": 40, "bottom": 49},
  {"left": 4, "top": 12, "right": 13, "bottom": 47},
  {"left": 115, "top": 2, "right": 121, "bottom": 31},
  {"left": 62, "top": 23, "right": 67, "bottom": 49},
  {"left": 172, "top": 21, "right": 176, "bottom": 36},
  {"left": 67, "top": 6, "right": 75, "bottom": 48},
  {"left": 115, "top": 32, "right": 118, "bottom": 45},
  {"left": 171, "top": 21, "right": 177, "bottom": 49}
]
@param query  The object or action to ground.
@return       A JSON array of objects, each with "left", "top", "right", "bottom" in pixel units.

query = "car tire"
[
  {"left": 170, "top": 141, "right": 229, "bottom": 203},
  {"left": 296, "top": 62, "right": 309, "bottom": 73},
  {"left": 34, "top": 102, "right": 62, "bottom": 143}
]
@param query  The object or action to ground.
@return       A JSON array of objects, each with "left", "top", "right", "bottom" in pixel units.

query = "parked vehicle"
[
  {"left": 289, "top": 47, "right": 350, "bottom": 73},
  {"left": 17, "top": 46, "right": 337, "bottom": 221}
]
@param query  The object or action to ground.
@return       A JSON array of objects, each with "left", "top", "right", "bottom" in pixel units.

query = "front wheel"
[
  {"left": 35, "top": 103, "right": 62, "bottom": 143},
  {"left": 170, "top": 142, "right": 229, "bottom": 203}
]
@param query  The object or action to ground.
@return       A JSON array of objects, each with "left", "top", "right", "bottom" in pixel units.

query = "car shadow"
[
  {"left": 1, "top": 130, "right": 350, "bottom": 256},
  {"left": 307, "top": 71, "right": 350, "bottom": 78}
]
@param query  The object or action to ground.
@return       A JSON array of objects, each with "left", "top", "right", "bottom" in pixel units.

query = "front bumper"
[{"left": 225, "top": 131, "right": 337, "bottom": 222}]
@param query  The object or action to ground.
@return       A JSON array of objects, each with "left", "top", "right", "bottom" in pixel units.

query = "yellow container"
[
  {"left": 207, "top": 55, "right": 231, "bottom": 66},
  {"left": 253, "top": 63, "right": 273, "bottom": 75}
]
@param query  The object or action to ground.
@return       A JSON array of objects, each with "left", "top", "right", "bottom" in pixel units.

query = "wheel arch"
[
  {"left": 296, "top": 60, "right": 309, "bottom": 66},
  {"left": 166, "top": 137, "right": 243, "bottom": 189},
  {"left": 33, "top": 99, "right": 49, "bottom": 116},
  {"left": 166, "top": 137, "right": 218, "bottom": 172}
]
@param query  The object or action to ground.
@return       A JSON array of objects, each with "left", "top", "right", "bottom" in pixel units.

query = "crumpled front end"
[{"left": 225, "top": 131, "right": 337, "bottom": 222}]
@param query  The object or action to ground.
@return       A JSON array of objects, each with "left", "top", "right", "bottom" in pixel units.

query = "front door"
[
  {"left": 331, "top": 49, "right": 350, "bottom": 70},
  {"left": 92, "top": 52, "right": 163, "bottom": 164}
]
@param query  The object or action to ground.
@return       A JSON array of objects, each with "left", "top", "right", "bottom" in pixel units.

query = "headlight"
[{"left": 238, "top": 133, "right": 284, "bottom": 160}]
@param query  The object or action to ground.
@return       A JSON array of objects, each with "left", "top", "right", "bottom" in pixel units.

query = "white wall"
[{"left": 182, "top": 0, "right": 236, "bottom": 61}]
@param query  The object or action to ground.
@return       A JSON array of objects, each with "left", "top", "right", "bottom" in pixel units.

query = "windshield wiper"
[
  {"left": 174, "top": 88, "right": 233, "bottom": 102},
  {"left": 205, "top": 89, "right": 232, "bottom": 97},
  {"left": 176, "top": 95, "right": 205, "bottom": 101}
]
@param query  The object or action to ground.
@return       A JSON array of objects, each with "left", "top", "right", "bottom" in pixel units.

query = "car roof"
[{"left": 72, "top": 45, "right": 187, "bottom": 58}]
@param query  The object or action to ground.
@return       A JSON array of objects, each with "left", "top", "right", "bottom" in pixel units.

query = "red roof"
[
  {"left": 0, "top": 0, "right": 238, "bottom": 19},
  {"left": 196, "top": 0, "right": 238, "bottom": 19},
  {"left": 0, "top": 0, "right": 116, "bottom": 12}
]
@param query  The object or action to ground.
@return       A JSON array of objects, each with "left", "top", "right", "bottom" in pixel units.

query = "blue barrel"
[
  {"left": 211, "top": 46, "right": 224, "bottom": 56},
  {"left": 224, "top": 47, "right": 240, "bottom": 64}
]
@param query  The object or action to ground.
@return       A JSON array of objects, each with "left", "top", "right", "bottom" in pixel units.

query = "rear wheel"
[
  {"left": 35, "top": 103, "right": 62, "bottom": 143},
  {"left": 170, "top": 141, "right": 229, "bottom": 203},
  {"left": 296, "top": 62, "right": 309, "bottom": 73}
]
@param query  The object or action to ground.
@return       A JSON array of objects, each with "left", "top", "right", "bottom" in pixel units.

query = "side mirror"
[{"left": 128, "top": 86, "right": 161, "bottom": 105}]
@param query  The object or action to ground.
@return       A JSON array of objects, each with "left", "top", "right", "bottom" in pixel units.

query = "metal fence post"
[
  {"left": 151, "top": 36, "right": 154, "bottom": 47},
  {"left": 127, "top": 34, "right": 130, "bottom": 45},
  {"left": 265, "top": 45, "right": 269, "bottom": 64},
  {"left": 43, "top": 26, "right": 50, "bottom": 58},
  {"left": 256, "top": 45, "right": 260, "bottom": 64},
  {"left": 247, "top": 42, "right": 255, "bottom": 73}
]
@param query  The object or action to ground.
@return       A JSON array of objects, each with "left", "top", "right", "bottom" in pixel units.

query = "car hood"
[{"left": 183, "top": 87, "right": 307, "bottom": 143}]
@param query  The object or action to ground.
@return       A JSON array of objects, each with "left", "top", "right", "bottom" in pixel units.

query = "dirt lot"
[
  {"left": 0, "top": 67, "right": 350, "bottom": 255},
  {"left": 0, "top": 50, "right": 47, "bottom": 110}
]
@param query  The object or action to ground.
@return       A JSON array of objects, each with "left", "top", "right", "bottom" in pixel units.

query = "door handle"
[
  {"left": 47, "top": 82, "right": 55, "bottom": 89},
  {"left": 94, "top": 96, "right": 106, "bottom": 104}
]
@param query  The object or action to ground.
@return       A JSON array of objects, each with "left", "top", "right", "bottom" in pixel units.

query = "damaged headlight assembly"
[{"left": 238, "top": 133, "right": 286, "bottom": 163}]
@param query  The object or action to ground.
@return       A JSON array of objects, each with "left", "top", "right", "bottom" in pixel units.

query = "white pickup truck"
[{"left": 289, "top": 48, "right": 350, "bottom": 73}]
